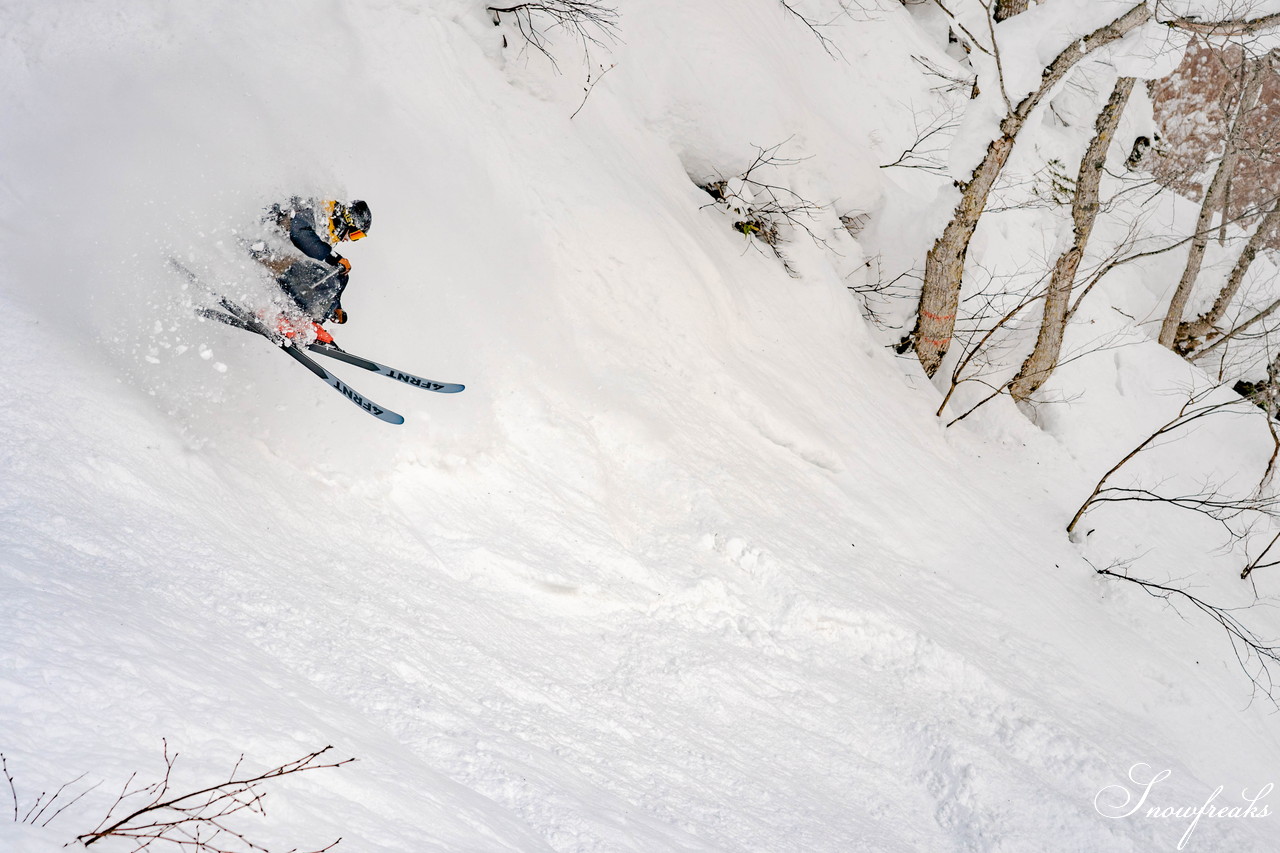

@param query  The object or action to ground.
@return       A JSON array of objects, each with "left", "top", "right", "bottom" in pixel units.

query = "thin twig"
[
  {"left": 77, "top": 745, "right": 355, "bottom": 852},
  {"left": 3, "top": 755, "right": 18, "bottom": 822},
  {"left": 570, "top": 62, "right": 615, "bottom": 119},
  {"left": 1242, "top": 530, "right": 1280, "bottom": 579},
  {"left": 1067, "top": 389, "right": 1250, "bottom": 533},
  {"left": 778, "top": 0, "right": 843, "bottom": 59},
  {"left": 1094, "top": 561, "right": 1280, "bottom": 705}
]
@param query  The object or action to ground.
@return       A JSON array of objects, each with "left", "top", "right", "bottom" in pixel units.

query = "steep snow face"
[{"left": 3, "top": 2, "right": 1280, "bottom": 852}]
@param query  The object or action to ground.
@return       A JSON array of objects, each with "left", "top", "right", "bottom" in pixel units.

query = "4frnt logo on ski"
[{"left": 185, "top": 281, "right": 463, "bottom": 424}]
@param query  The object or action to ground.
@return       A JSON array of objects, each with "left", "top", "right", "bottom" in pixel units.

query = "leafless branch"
[
  {"left": 488, "top": 1, "right": 619, "bottom": 69},
  {"left": 1191, "top": 293, "right": 1280, "bottom": 362},
  {"left": 3, "top": 753, "right": 101, "bottom": 832},
  {"left": 1094, "top": 560, "right": 1280, "bottom": 706},
  {"left": 72, "top": 743, "right": 355, "bottom": 853},
  {"left": 3, "top": 756, "right": 18, "bottom": 822},
  {"left": 1242, "top": 529, "right": 1280, "bottom": 578},
  {"left": 880, "top": 109, "right": 961, "bottom": 173},
  {"left": 1162, "top": 6, "right": 1280, "bottom": 37},
  {"left": 935, "top": 273, "right": 1044, "bottom": 418},
  {"left": 1063, "top": 192, "right": 1280, "bottom": 323},
  {"left": 909, "top": 54, "right": 973, "bottom": 94},
  {"left": 848, "top": 263, "right": 918, "bottom": 330},
  {"left": 929, "top": 0, "right": 995, "bottom": 59},
  {"left": 778, "top": 0, "right": 843, "bottom": 59},
  {"left": 945, "top": 329, "right": 1133, "bottom": 427},
  {"left": 1067, "top": 387, "right": 1257, "bottom": 534},
  {"left": 977, "top": 0, "right": 1014, "bottom": 112},
  {"left": 569, "top": 62, "right": 615, "bottom": 119}
]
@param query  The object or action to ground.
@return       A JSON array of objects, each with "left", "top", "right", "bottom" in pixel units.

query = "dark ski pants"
[{"left": 278, "top": 260, "right": 346, "bottom": 321}]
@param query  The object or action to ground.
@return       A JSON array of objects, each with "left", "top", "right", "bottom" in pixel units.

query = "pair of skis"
[{"left": 182, "top": 264, "right": 463, "bottom": 425}]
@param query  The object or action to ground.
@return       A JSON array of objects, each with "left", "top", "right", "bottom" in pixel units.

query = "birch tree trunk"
[
  {"left": 911, "top": 2, "right": 1153, "bottom": 378},
  {"left": 1010, "top": 77, "right": 1135, "bottom": 403},
  {"left": 1188, "top": 292, "right": 1280, "bottom": 362},
  {"left": 1157, "top": 59, "right": 1265, "bottom": 349},
  {"left": 1176, "top": 197, "right": 1280, "bottom": 353}
]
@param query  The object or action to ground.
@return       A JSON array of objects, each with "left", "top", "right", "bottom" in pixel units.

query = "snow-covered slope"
[{"left": 3, "top": 2, "right": 1279, "bottom": 851}]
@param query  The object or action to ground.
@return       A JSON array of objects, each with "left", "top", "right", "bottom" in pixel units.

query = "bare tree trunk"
[
  {"left": 1187, "top": 292, "right": 1280, "bottom": 362},
  {"left": 1177, "top": 197, "right": 1280, "bottom": 353},
  {"left": 1158, "top": 59, "right": 1265, "bottom": 349},
  {"left": 912, "top": 133, "right": 1014, "bottom": 376},
  {"left": 1218, "top": 167, "right": 1234, "bottom": 245},
  {"left": 1011, "top": 77, "right": 1135, "bottom": 403},
  {"left": 994, "top": 0, "right": 1029, "bottom": 22},
  {"left": 910, "top": 3, "right": 1153, "bottom": 377}
]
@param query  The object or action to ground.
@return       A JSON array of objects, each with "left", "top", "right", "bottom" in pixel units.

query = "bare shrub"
[
  {"left": 3, "top": 744, "right": 353, "bottom": 853},
  {"left": 697, "top": 141, "right": 828, "bottom": 276}
]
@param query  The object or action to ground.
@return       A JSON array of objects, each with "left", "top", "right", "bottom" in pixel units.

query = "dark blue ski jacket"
[
  {"left": 269, "top": 199, "right": 350, "bottom": 320},
  {"left": 288, "top": 205, "right": 348, "bottom": 270}
]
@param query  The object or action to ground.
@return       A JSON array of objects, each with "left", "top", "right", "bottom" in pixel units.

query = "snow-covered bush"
[{"left": 696, "top": 142, "right": 827, "bottom": 274}]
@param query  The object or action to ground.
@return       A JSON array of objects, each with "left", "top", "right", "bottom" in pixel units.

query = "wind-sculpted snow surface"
[{"left": 3, "top": 1, "right": 1280, "bottom": 851}]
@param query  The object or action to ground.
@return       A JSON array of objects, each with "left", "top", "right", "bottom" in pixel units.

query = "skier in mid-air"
[
  {"left": 252, "top": 197, "right": 372, "bottom": 332},
  {"left": 189, "top": 194, "right": 462, "bottom": 424}
]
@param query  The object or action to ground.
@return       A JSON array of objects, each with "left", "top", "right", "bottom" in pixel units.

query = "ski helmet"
[{"left": 336, "top": 200, "right": 372, "bottom": 241}]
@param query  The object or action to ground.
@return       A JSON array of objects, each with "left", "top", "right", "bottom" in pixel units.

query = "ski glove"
[{"left": 330, "top": 307, "right": 348, "bottom": 324}]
